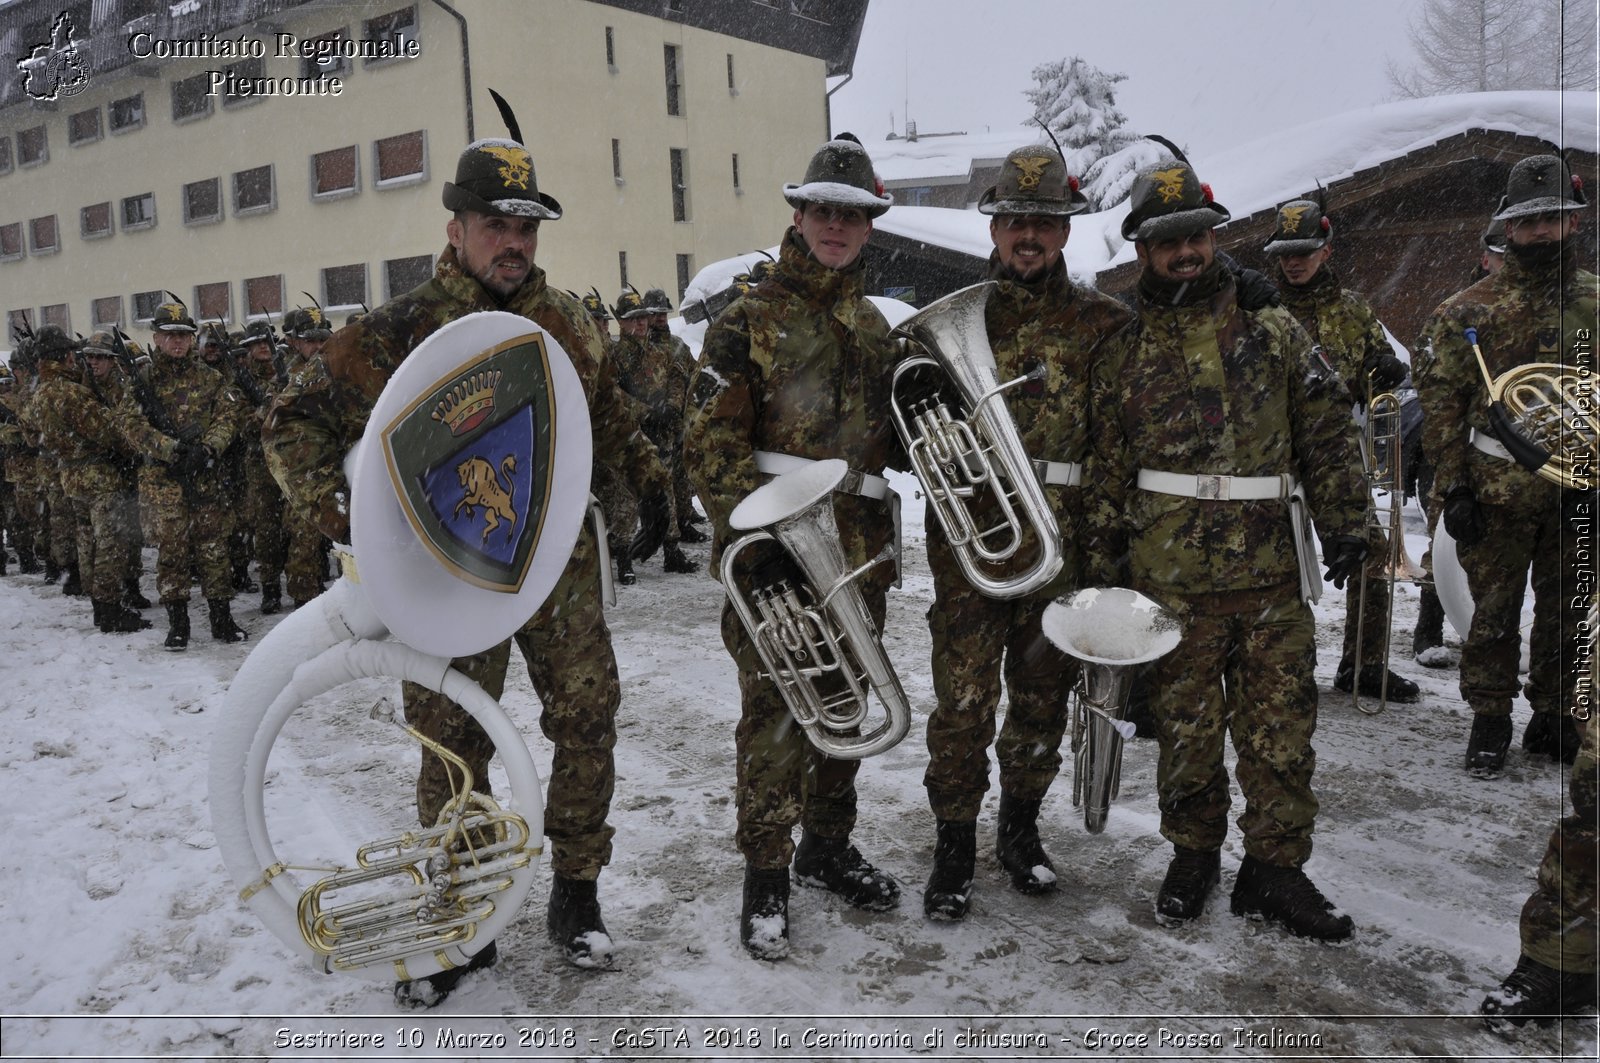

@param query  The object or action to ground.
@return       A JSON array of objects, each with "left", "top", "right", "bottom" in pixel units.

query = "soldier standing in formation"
[
  {"left": 234, "top": 324, "right": 290, "bottom": 615},
  {"left": 684, "top": 133, "right": 903, "bottom": 960},
  {"left": 919, "top": 146, "right": 1132, "bottom": 921},
  {"left": 1084, "top": 158, "right": 1368, "bottom": 942},
  {"left": 642, "top": 287, "right": 707, "bottom": 545},
  {"left": 0, "top": 352, "right": 39, "bottom": 576},
  {"left": 581, "top": 290, "right": 641, "bottom": 586},
  {"left": 613, "top": 289, "right": 695, "bottom": 574},
  {"left": 265, "top": 123, "right": 670, "bottom": 1006},
  {"left": 276, "top": 308, "right": 334, "bottom": 608},
  {"left": 1262, "top": 198, "right": 1419, "bottom": 703},
  {"left": 1414, "top": 154, "right": 1595, "bottom": 777}
]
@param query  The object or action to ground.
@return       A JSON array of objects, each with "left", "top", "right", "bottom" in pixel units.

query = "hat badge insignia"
[
  {"left": 481, "top": 144, "right": 532, "bottom": 191},
  {"left": 1151, "top": 167, "right": 1188, "bottom": 204},
  {"left": 1281, "top": 203, "right": 1311, "bottom": 234},
  {"left": 1013, "top": 155, "right": 1052, "bottom": 191}
]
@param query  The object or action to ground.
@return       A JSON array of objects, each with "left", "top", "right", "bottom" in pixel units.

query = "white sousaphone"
[{"left": 210, "top": 311, "right": 591, "bottom": 982}]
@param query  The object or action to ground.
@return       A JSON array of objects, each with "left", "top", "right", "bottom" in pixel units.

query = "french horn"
[
  {"left": 890, "top": 281, "right": 1063, "bottom": 599},
  {"left": 720, "top": 459, "right": 912, "bottom": 759},
  {"left": 1466, "top": 326, "right": 1595, "bottom": 491}
]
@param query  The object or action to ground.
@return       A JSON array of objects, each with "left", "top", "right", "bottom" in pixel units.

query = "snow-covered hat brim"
[
  {"left": 443, "top": 182, "right": 563, "bottom": 220},
  {"left": 1263, "top": 235, "right": 1329, "bottom": 256},
  {"left": 783, "top": 181, "right": 892, "bottom": 217},
  {"left": 1123, "top": 203, "right": 1231, "bottom": 242},
  {"left": 977, "top": 189, "right": 1088, "bottom": 217},
  {"left": 1491, "top": 195, "right": 1584, "bottom": 221}
]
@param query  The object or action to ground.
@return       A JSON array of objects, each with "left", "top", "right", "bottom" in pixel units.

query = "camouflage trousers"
[
  {"left": 402, "top": 526, "right": 620, "bottom": 880},
  {"left": 283, "top": 510, "right": 326, "bottom": 603},
  {"left": 719, "top": 563, "right": 893, "bottom": 869},
  {"left": 138, "top": 470, "right": 232, "bottom": 603},
  {"left": 1340, "top": 526, "right": 1393, "bottom": 667},
  {"left": 45, "top": 477, "right": 74, "bottom": 568},
  {"left": 1149, "top": 587, "right": 1321, "bottom": 867},
  {"left": 62, "top": 466, "right": 139, "bottom": 602},
  {"left": 642, "top": 426, "right": 681, "bottom": 547},
  {"left": 243, "top": 459, "right": 287, "bottom": 585},
  {"left": 924, "top": 549, "right": 1076, "bottom": 821},
  {"left": 1456, "top": 499, "right": 1581, "bottom": 717},
  {"left": 1521, "top": 709, "right": 1599, "bottom": 973},
  {"left": 6, "top": 455, "right": 45, "bottom": 561},
  {"left": 672, "top": 442, "right": 699, "bottom": 529},
  {"left": 592, "top": 461, "right": 637, "bottom": 556}
]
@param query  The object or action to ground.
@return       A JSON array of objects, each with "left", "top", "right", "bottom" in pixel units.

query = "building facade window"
[
  {"left": 664, "top": 44, "right": 683, "bottom": 116},
  {"left": 233, "top": 165, "right": 276, "bottom": 215},
  {"left": 727, "top": 53, "right": 737, "bottom": 94},
  {"left": 362, "top": 6, "right": 417, "bottom": 66},
  {"left": 18, "top": 126, "right": 47, "bottom": 167},
  {"left": 221, "top": 58, "right": 265, "bottom": 107},
  {"left": 172, "top": 72, "right": 212, "bottom": 122},
  {"left": 731, "top": 153, "right": 741, "bottom": 194},
  {"left": 183, "top": 178, "right": 222, "bottom": 225},
  {"left": 68, "top": 107, "right": 102, "bottom": 146},
  {"left": 195, "top": 281, "right": 231, "bottom": 322},
  {"left": 7, "top": 310, "right": 33, "bottom": 337},
  {"left": 243, "top": 275, "right": 284, "bottom": 317},
  {"left": 605, "top": 26, "right": 616, "bottom": 70},
  {"left": 131, "top": 290, "right": 163, "bottom": 323},
  {"left": 670, "top": 148, "right": 689, "bottom": 222},
  {"left": 374, "top": 130, "right": 426, "bottom": 186},
  {"left": 0, "top": 223, "right": 23, "bottom": 261},
  {"left": 121, "top": 192, "right": 156, "bottom": 231},
  {"left": 120, "top": 0, "right": 160, "bottom": 22},
  {"left": 300, "top": 30, "right": 351, "bottom": 78},
  {"left": 29, "top": 215, "right": 59, "bottom": 253},
  {"left": 109, "top": 93, "right": 145, "bottom": 133},
  {"left": 676, "top": 253, "right": 693, "bottom": 302},
  {"left": 81, "top": 202, "right": 113, "bottom": 239},
  {"left": 312, "top": 145, "right": 359, "bottom": 199},
  {"left": 323, "top": 263, "right": 368, "bottom": 308},
  {"left": 612, "top": 139, "right": 623, "bottom": 184},
  {"left": 385, "top": 254, "right": 433, "bottom": 298},
  {"left": 0, "top": 137, "right": 11, "bottom": 175},
  {"left": 41, "top": 304, "right": 69, "bottom": 330},
  {"left": 92, "top": 296, "right": 123, "bottom": 328},
  {"left": 618, "top": 250, "right": 628, "bottom": 290}
]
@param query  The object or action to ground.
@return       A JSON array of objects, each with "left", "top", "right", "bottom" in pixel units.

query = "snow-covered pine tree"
[{"left": 1024, "top": 57, "right": 1141, "bottom": 211}]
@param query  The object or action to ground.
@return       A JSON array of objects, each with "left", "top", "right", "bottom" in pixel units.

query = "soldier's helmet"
[
  {"left": 1262, "top": 199, "right": 1331, "bottom": 256},
  {"left": 1120, "top": 161, "right": 1231, "bottom": 242},
  {"left": 33, "top": 324, "right": 78, "bottom": 361},
  {"left": 977, "top": 146, "right": 1088, "bottom": 217},
  {"left": 614, "top": 290, "right": 650, "bottom": 319},
  {"left": 150, "top": 301, "right": 197, "bottom": 333},
  {"left": 642, "top": 288, "right": 673, "bottom": 315},
  {"left": 344, "top": 311, "right": 365, "bottom": 327},
  {"left": 443, "top": 137, "right": 562, "bottom": 220},
  {"left": 1480, "top": 216, "right": 1507, "bottom": 255},
  {"left": 1493, "top": 154, "right": 1586, "bottom": 221},
  {"left": 580, "top": 291, "right": 610, "bottom": 322},
  {"left": 82, "top": 331, "right": 118, "bottom": 357},
  {"left": 241, "top": 321, "right": 276, "bottom": 350},
  {"left": 783, "top": 132, "right": 892, "bottom": 218},
  {"left": 199, "top": 321, "right": 229, "bottom": 356},
  {"left": 284, "top": 306, "right": 333, "bottom": 341}
]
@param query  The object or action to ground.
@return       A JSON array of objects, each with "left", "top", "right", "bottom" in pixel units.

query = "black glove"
[
  {"left": 1362, "top": 349, "right": 1408, "bottom": 392},
  {"left": 1232, "top": 265, "right": 1281, "bottom": 311},
  {"left": 743, "top": 546, "right": 805, "bottom": 593},
  {"left": 1320, "top": 534, "right": 1369, "bottom": 590},
  {"left": 630, "top": 489, "right": 671, "bottom": 562},
  {"left": 168, "top": 441, "right": 202, "bottom": 480},
  {"left": 1442, "top": 486, "right": 1486, "bottom": 545}
]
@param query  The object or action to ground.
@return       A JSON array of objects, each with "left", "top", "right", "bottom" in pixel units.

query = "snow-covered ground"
[{"left": 2, "top": 486, "right": 1593, "bottom": 1062}]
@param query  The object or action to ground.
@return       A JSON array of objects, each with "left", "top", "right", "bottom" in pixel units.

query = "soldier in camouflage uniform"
[
  {"left": 199, "top": 322, "right": 256, "bottom": 594},
  {"left": 684, "top": 134, "right": 904, "bottom": 960},
  {"left": 29, "top": 330, "right": 168, "bottom": 633},
  {"left": 0, "top": 359, "right": 35, "bottom": 575},
  {"left": 919, "top": 146, "right": 1133, "bottom": 922},
  {"left": 16, "top": 346, "right": 75, "bottom": 590},
  {"left": 264, "top": 129, "right": 670, "bottom": 1005},
  {"left": 1414, "top": 154, "right": 1596, "bottom": 777},
  {"left": 643, "top": 288, "right": 708, "bottom": 545},
  {"left": 278, "top": 308, "right": 335, "bottom": 606},
  {"left": 614, "top": 289, "right": 694, "bottom": 574},
  {"left": 1083, "top": 159, "right": 1369, "bottom": 942},
  {"left": 2, "top": 340, "right": 45, "bottom": 576},
  {"left": 82, "top": 339, "right": 152, "bottom": 612},
  {"left": 582, "top": 290, "right": 640, "bottom": 586},
  {"left": 1264, "top": 199, "right": 1419, "bottom": 703},
  {"left": 112, "top": 301, "right": 249, "bottom": 649},
  {"left": 233, "top": 325, "right": 289, "bottom": 614}
]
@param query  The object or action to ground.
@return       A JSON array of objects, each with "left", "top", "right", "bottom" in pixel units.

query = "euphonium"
[
  {"left": 720, "top": 459, "right": 912, "bottom": 759},
  {"left": 1466, "top": 327, "right": 1596, "bottom": 491},
  {"left": 890, "top": 281, "right": 1063, "bottom": 599},
  {"left": 1042, "top": 587, "right": 1182, "bottom": 833}
]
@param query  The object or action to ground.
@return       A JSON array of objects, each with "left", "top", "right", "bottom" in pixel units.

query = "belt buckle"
[
  {"left": 1195, "top": 474, "right": 1228, "bottom": 501},
  {"left": 840, "top": 469, "right": 864, "bottom": 496}
]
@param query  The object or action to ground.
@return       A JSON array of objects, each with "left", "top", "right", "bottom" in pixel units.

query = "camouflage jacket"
[
  {"left": 0, "top": 383, "right": 29, "bottom": 453},
  {"left": 111, "top": 352, "right": 241, "bottom": 469},
  {"left": 924, "top": 256, "right": 1133, "bottom": 597},
  {"left": 32, "top": 359, "right": 167, "bottom": 496},
  {"left": 613, "top": 331, "right": 693, "bottom": 433},
  {"left": 1275, "top": 262, "right": 1388, "bottom": 404},
  {"left": 685, "top": 227, "right": 901, "bottom": 570},
  {"left": 1413, "top": 245, "right": 1598, "bottom": 507},
  {"left": 1083, "top": 265, "right": 1367, "bottom": 598},
  {"left": 263, "top": 242, "right": 668, "bottom": 545}
]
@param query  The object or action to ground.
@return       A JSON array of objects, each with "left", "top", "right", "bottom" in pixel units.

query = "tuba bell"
[
  {"left": 890, "top": 281, "right": 1063, "bottom": 599},
  {"left": 1465, "top": 327, "right": 1596, "bottom": 491},
  {"left": 720, "top": 459, "right": 912, "bottom": 759},
  {"left": 1042, "top": 587, "right": 1182, "bottom": 833}
]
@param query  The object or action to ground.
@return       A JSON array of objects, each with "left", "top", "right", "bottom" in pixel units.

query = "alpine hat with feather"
[{"left": 442, "top": 89, "right": 563, "bottom": 221}]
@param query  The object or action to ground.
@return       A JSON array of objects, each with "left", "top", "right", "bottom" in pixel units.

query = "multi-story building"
[{"left": 0, "top": 0, "right": 868, "bottom": 339}]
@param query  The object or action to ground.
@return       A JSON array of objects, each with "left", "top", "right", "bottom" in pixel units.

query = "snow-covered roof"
[{"left": 868, "top": 127, "right": 1035, "bottom": 184}]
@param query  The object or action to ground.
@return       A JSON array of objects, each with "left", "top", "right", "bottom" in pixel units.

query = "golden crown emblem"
[{"left": 432, "top": 368, "right": 502, "bottom": 436}]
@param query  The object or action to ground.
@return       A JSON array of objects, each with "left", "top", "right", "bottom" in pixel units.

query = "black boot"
[
  {"left": 677, "top": 522, "right": 707, "bottom": 543},
  {"left": 95, "top": 597, "right": 151, "bottom": 633},
  {"left": 545, "top": 874, "right": 614, "bottom": 969},
  {"left": 123, "top": 576, "right": 151, "bottom": 610},
  {"left": 662, "top": 542, "right": 696, "bottom": 574},
  {"left": 614, "top": 547, "right": 637, "bottom": 587},
  {"left": 1155, "top": 846, "right": 1220, "bottom": 927},
  {"left": 164, "top": 601, "right": 190, "bottom": 651},
  {"left": 393, "top": 941, "right": 498, "bottom": 1010},
  {"left": 793, "top": 830, "right": 900, "bottom": 910},
  {"left": 923, "top": 819, "right": 977, "bottom": 921},
  {"left": 61, "top": 562, "right": 82, "bottom": 596},
  {"left": 740, "top": 865, "right": 791, "bottom": 960},
  {"left": 1465, "top": 713, "right": 1514, "bottom": 778},
  {"left": 1229, "top": 854, "right": 1353, "bottom": 942},
  {"left": 1333, "top": 661, "right": 1421, "bottom": 703},
  {"left": 1522, "top": 712, "right": 1581, "bottom": 765},
  {"left": 259, "top": 580, "right": 282, "bottom": 616},
  {"left": 232, "top": 563, "right": 258, "bottom": 593},
  {"left": 995, "top": 793, "right": 1058, "bottom": 895},
  {"left": 207, "top": 598, "right": 249, "bottom": 643},
  {"left": 1481, "top": 954, "right": 1598, "bottom": 1032},
  {"left": 17, "top": 548, "right": 40, "bottom": 575},
  {"left": 1413, "top": 586, "right": 1446, "bottom": 661},
  {"left": 43, "top": 558, "right": 61, "bottom": 583}
]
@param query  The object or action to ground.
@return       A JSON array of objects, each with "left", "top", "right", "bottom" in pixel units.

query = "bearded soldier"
[
  {"left": 264, "top": 119, "right": 670, "bottom": 1006},
  {"left": 1414, "top": 154, "right": 1596, "bottom": 777},
  {"left": 920, "top": 146, "right": 1133, "bottom": 921},
  {"left": 684, "top": 134, "right": 903, "bottom": 959},
  {"left": 1084, "top": 159, "right": 1368, "bottom": 941}
]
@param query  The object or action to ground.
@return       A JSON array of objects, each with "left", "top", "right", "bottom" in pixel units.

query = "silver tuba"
[
  {"left": 1042, "top": 587, "right": 1182, "bottom": 833},
  {"left": 720, "top": 459, "right": 912, "bottom": 759},
  {"left": 890, "top": 281, "right": 1063, "bottom": 599}
]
